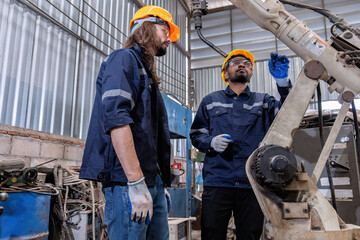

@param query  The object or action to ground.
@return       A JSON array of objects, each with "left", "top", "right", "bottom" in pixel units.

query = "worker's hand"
[
  {"left": 164, "top": 188, "right": 171, "bottom": 213},
  {"left": 128, "top": 177, "right": 153, "bottom": 224},
  {"left": 210, "top": 134, "right": 233, "bottom": 153},
  {"left": 268, "top": 52, "right": 289, "bottom": 87}
]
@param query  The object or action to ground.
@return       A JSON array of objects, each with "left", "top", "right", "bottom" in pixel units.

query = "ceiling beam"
[{"left": 208, "top": 5, "right": 236, "bottom": 14}]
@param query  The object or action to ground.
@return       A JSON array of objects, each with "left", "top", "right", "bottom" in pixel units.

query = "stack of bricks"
[{"left": 0, "top": 124, "right": 85, "bottom": 170}]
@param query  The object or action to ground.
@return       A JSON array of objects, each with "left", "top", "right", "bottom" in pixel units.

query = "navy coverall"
[
  {"left": 79, "top": 45, "right": 171, "bottom": 187},
  {"left": 190, "top": 84, "right": 291, "bottom": 240}
]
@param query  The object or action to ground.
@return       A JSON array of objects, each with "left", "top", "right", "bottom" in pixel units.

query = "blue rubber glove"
[
  {"left": 210, "top": 134, "right": 233, "bottom": 153},
  {"left": 268, "top": 52, "right": 289, "bottom": 86},
  {"left": 164, "top": 189, "right": 171, "bottom": 213}
]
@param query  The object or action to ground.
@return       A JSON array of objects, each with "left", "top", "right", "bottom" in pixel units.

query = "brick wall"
[{"left": 0, "top": 124, "right": 85, "bottom": 169}]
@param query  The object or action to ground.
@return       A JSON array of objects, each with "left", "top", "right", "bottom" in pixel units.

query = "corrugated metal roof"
[
  {"left": 190, "top": 0, "right": 360, "bottom": 69},
  {"left": 189, "top": 0, "right": 360, "bottom": 110}
]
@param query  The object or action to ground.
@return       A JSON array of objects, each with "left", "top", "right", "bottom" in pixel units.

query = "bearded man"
[
  {"left": 190, "top": 49, "right": 292, "bottom": 240},
  {"left": 80, "top": 5, "right": 180, "bottom": 240}
]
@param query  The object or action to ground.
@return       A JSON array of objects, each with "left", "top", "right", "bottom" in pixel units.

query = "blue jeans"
[{"left": 104, "top": 175, "right": 169, "bottom": 240}]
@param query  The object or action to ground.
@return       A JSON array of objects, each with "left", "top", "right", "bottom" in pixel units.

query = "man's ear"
[{"left": 224, "top": 71, "right": 229, "bottom": 80}]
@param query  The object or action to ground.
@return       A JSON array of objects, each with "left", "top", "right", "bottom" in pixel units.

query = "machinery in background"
[
  {"left": 0, "top": 92, "right": 192, "bottom": 240},
  {"left": 0, "top": 191, "right": 52, "bottom": 240},
  {"left": 0, "top": 158, "right": 107, "bottom": 240},
  {"left": 293, "top": 120, "right": 360, "bottom": 226},
  {"left": 161, "top": 92, "right": 194, "bottom": 240},
  {"left": 170, "top": 161, "right": 185, "bottom": 186},
  {"left": 48, "top": 164, "right": 107, "bottom": 240},
  {"left": 168, "top": 217, "right": 193, "bottom": 240},
  {"left": 227, "top": 0, "right": 360, "bottom": 239},
  {"left": 0, "top": 158, "right": 37, "bottom": 186},
  {"left": 161, "top": 92, "right": 193, "bottom": 219},
  {"left": 191, "top": 0, "right": 360, "bottom": 238},
  {"left": 0, "top": 158, "right": 57, "bottom": 240},
  {"left": 191, "top": 0, "right": 227, "bottom": 58}
]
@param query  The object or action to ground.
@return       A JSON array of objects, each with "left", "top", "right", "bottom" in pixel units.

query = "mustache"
[
  {"left": 236, "top": 66, "right": 246, "bottom": 71},
  {"left": 162, "top": 40, "right": 170, "bottom": 46}
]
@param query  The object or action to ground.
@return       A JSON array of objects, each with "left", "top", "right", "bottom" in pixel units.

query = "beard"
[
  {"left": 156, "top": 46, "right": 167, "bottom": 56},
  {"left": 228, "top": 70, "right": 250, "bottom": 83},
  {"left": 155, "top": 41, "right": 168, "bottom": 56}
]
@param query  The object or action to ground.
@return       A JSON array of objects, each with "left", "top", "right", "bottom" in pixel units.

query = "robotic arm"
[{"left": 229, "top": 0, "right": 360, "bottom": 239}]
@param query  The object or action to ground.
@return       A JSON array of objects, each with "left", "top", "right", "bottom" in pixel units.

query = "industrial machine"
[
  {"left": 161, "top": 92, "right": 193, "bottom": 218},
  {"left": 231, "top": 0, "right": 360, "bottom": 239},
  {"left": 0, "top": 158, "right": 106, "bottom": 240},
  {"left": 0, "top": 158, "right": 38, "bottom": 186},
  {"left": 0, "top": 159, "right": 53, "bottom": 240},
  {"left": 292, "top": 123, "right": 360, "bottom": 226},
  {"left": 192, "top": 0, "right": 360, "bottom": 239}
]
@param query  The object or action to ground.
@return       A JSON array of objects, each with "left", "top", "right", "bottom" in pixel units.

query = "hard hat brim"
[{"left": 168, "top": 22, "right": 180, "bottom": 42}]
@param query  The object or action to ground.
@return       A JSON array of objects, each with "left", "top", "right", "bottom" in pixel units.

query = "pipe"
[
  {"left": 191, "top": 0, "right": 227, "bottom": 58},
  {"left": 195, "top": 27, "right": 227, "bottom": 58},
  {"left": 0, "top": 158, "right": 25, "bottom": 170}
]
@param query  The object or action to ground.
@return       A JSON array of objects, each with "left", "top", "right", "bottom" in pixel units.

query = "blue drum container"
[{"left": 0, "top": 192, "right": 51, "bottom": 240}]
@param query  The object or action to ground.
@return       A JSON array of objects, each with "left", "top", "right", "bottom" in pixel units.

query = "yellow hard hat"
[
  {"left": 221, "top": 49, "right": 254, "bottom": 84},
  {"left": 129, "top": 5, "right": 180, "bottom": 42}
]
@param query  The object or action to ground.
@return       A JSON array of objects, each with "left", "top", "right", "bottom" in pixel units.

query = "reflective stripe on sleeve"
[
  {"left": 102, "top": 89, "right": 135, "bottom": 109},
  {"left": 139, "top": 68, "right": 147, "bottom": 76},
  {"left": 190, "top": 128, "right": 209, "bottom": 134}
]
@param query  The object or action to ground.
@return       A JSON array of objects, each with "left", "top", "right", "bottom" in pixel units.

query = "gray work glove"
[
  {"left": 164, "top": 188, "right": 171, "bottom": 213},
  {"left": 128, "top": 177, "right": 153, "bottom": 224},
  {"left": 210, "top": 134, "right": 233, "bottom": 153}
]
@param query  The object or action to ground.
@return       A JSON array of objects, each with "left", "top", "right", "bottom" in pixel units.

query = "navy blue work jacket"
[
  {"left": 80, "top": 46, "right": 171, "bottom": 187},
  {"left": 190, "top": 84, "right": 291, "bottom": 188}
]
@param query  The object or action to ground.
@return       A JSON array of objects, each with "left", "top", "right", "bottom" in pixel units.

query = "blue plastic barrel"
[{"left": 0, "top": 192, "right": 51, "bottom": 240}]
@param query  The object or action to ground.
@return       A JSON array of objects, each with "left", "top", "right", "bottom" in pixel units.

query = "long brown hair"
[{"left": 124, "top": 22, "right": 161, "bottom": 84}]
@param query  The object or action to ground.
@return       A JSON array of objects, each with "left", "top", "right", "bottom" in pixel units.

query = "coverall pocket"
[
  {"left": 250, "top": 107, "right": 262, "bottom": 118},
  {"left": 210, "top": 107, "right": 230, "bottom": 132},
  {"left": 243, "top": 107, "right": 264, "bottom": 135},
  {"left": 238, "top": 107, "right": 262, "bottom": 127},
  {"left": 247, "top": 107, "right": 263, "bottom": 125},
  {"left": 210, "top": 107, "right": 228, "bottom": 117}
]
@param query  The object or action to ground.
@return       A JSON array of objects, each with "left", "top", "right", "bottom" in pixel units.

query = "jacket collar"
[
  {"left": 132, "top": 45, "right": 151, "bottom": 69},
  {"left": 224, "top": 85, "right": 251, "bottom": 97},
  {"left": 133, "top": 45, "right": 142, "bottom": 56}
]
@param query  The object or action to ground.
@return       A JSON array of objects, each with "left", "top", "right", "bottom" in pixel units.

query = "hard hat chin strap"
[{"left": 130, "top": 16, "right": 170, "bottom": 35}]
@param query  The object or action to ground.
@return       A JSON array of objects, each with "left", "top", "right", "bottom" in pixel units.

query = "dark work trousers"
[{"left": 201, "top": 187, "right": 264, "bottom": 240}]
